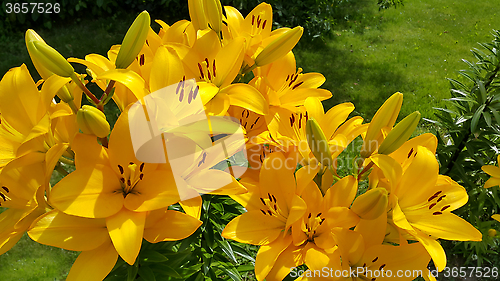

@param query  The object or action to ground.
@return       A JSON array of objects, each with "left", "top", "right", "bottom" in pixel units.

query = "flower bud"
[
  {"left": 306, "top": 118, "right": 333, "bottom": 167},
  {"left": 351, "top": 188, "right": 388, "bottom": 220},
  {"left": 77, "top": 105, "right": 110, "bottom": 138},
  {"left": 203, "top": 0, "right": 223, "bottom": 37},
  {"left": 189, "top": 0, "right": 209, "bottom": 31},
  {"left": 255, "top": 26, "right": 303, "bottom": 67},
  {"left": 488, "top": 229, "right": 497, "bottom": 237},
  {"left": 378, "top": 111, "right": 421, "bottom": 155},
  {"left": 28, "top": 41, "right": 74, "bottom": 78},
  {"left": 25, "top": 29, "right": 53, "bottom": 80},
  {"left": 361, "top": 92, "right": 403, "bottom": 158},
  {"left": 115, "top": 11, "right": 151, "bottom": 69}
]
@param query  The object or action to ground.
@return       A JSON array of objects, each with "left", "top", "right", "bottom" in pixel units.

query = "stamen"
[
  {"left": 0, "top": 193, "right": 6, "bottom": 201},
  {"left": 140, "top": 163, "right": 145, "bottom": 172},
  {"left": 428, "top": 203, "right": 437, "bottom": 209},
  {"left": 441, "top": 205, "right": 451, "bottom": 211},
  {"left": 433, "top": 211, "right": 443, "bottom": 215},
  {"left": 408, "top": 148, "right": 414, "bottom": 158},
  {"left": 213, "top": 59, "right": 216, "bottom": 77},
  {"left": 261, "top": 209, "right": 267, "bottom": 215},
  {"left": 2, "top": 186, "right": 9, "bottom": 193},
  {"left": 260, "top": 198, "right": 266, "bottom": 205},
  {"left": 120, "top": 177, "right": 125, "bottom": 183},
  {"left": 292, "top": 81, "right": 304, "bottom": 90},
  {"left": 379, "top": 264, "right": 386, "bottom": 270},
  {"left": 252, "top": 15, "right": 255, "bottom": 25},
  {"left": 140, "top": 173, "right": 144, "bottom": 180},
  {"left": 308, "top": 213, "right": 312, "bottom": 218},
  {"left": 437, "top": 195, "right": 446, "bottom": 202},
  {"left": 198, "top": 63, "right": 204, "bottom": 79},
  {"left": 127, "top": 179, "right": 131, "bottom": 186},
  {"left": 139, "top": 54, "right": 145, "bottom": 66},
  {"left": 372, "top": 257, "right": 379, "bottom": 263},
  {"left": 262, "top": 20, "right": 267, "bottom": 29},
  {"left": 118, "top": 165, "right": 124, "bottom": 174}
]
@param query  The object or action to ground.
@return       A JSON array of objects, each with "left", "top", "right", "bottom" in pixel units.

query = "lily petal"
[
  {"left": 254, "top": 234, "right": 293, "bottom": 281},
  {"left": 28, "top": 210, "right": 108, "bottom": 251},
  {"left": 50, "top": 164, "right": 124, "bottom": 218},
  {"left": 222, "top": 210, "right": 285, "bottom": 245},
  {"left": 66, "top": 240, "right": 118, "bottom": 281},
  {"left": 106, "top": 208, "right": 146, "bottom": 265},
  {"left": 144, "top": 209, "right": 202, "bottom": 243}
]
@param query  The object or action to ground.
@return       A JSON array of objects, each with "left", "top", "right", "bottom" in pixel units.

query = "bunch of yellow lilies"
[{"left": 0, "top": 0, "right": 486, "bottom": 280}]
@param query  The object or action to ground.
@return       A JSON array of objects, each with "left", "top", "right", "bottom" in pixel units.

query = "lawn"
[
  {"left": 294, "top": 0, "right": 500, "bottom": 121},
  {"left": 1, "top": 0, "right": 500, "bottom": 279}
]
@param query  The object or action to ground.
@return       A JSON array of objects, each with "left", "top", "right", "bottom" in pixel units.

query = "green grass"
[
  {"left": 0, "top": 233, "right": 79, "bottom": 281},
  {"left": 294, "top": 0, "right": 500, "bottom": 121}
]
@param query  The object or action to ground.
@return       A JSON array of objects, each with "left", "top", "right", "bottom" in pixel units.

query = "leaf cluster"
[{"left": 426, "top": 29, "right": 500, "bottom": 267}]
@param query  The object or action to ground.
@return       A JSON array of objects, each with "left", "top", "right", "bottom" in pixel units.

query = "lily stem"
[
  {"left": 357, "top": 161, "right": 374, "bottom": 181},
  {"left": 55, "top": 163, "right": 69, "bottom": 176},
  {"left": 70, "top": 73, "right": 100, "bottom": 106}
]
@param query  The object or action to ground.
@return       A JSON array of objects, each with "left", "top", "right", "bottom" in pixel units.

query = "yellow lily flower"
[
  {"left": 180, "top": 30, "right": 268, "bottom": 116},
  {"left": 28, "top": 208, "right": 201, "bottom": 281},
  {"left": 222, "top": 152, "right": 308, "bottom": 280},
  {"left": 49, "top": 110, "right": 181, "bottom": 265},
  {"left": 0, "top": 64, "right": 67, "bottom": 170},
  {"left": 263, "top": 97, "right": 364, "bottom": 167},
  {"left": 253, "top": 52, "right": 332, "bottom": 110},
  {"left": 482, "top": 154, "right": 500, "bottom": 188},
  {"left": 371, "top": 146, "right": 482, "bottom": 270},
  {"left": 223, "top": 3, "right": 273, "bottom": 60}
]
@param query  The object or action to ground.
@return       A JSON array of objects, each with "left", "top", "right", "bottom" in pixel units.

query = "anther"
[
  {"left": 139, "top": 54, "right": 145, "bottom": 66},
  {"left": 2, "top": 186, "right": 9, "bottom": 193},
  {"left": 441, "top": 205, "right": 451, "bottom": 211},
  {"left": 198, "top": 63, "right": 204, "bottom": 79},
  {"left": 292, "top": 81, "right": 304, "bottom": 90},
  {"left": 372, "top": 257, "right": 379, "bottom": 263},
  {"left": 428, "top": 203, "right": 436, "bottom": 209},
  {"left": 408, "top": 148, "right": 414, "bottom": 158},
  {"left": 118, "top": 165, "right": 124, "bottom": 174},
  {"left": 140, "top": 173, "right": 144, "bottom": 180},
  {"left": 433, "top": 211, "right": 443, "bottom": 215},
  {"left": 140, "top": 163, "right": 145, "bottom": 172}
]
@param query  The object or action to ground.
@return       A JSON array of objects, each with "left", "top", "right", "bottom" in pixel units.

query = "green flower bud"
[
  {"left": 77, "top": 105, "right": 110, "bottom": 138},
  {"left": 29, "top": 41, "right": 74, "bottom": 78},
  {"left": 351, "top": 188, "right": 388, "bottom": 220},
  {"left": 378, "top": 111, "right": 421, "bottom": 155},
  {"left": 115, "top": 11, "right": 151, "bottom": 69},
  {"left": 306, "top": 118, "right": 333, "bottom": 167},
  {"left": 255, "top": 26, "right": 303, "bottom": 67}
]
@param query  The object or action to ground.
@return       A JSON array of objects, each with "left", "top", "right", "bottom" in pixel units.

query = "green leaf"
[
  {"left": 231, "top": 244, "right": 256, "bottom": 263},
  {"left": 140, "top": 250, "right": 168, "bottom": 263},
  {"left": 127, "top": 265, "right": 139, "bottom": 281},
  {"left": 478, "top": 80, "right": 487, "bottom": 104},
  {"left": 217, "top": 237, "right": 238, "bottom": 264},
  {"left": 236, "top": 265, "right": 254, "bottom": 273},
  {"left": 483, "top": 111, "right": 492, "bottom": 127},
  {"left": 471, "top": 104, "right": 486, "bottom": 133},
  {"left": 491, "top": 107, "right": 500, "bottom": 124},
  {"left": 138, "top": 265, "right": 156, "bottom": 281}
]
